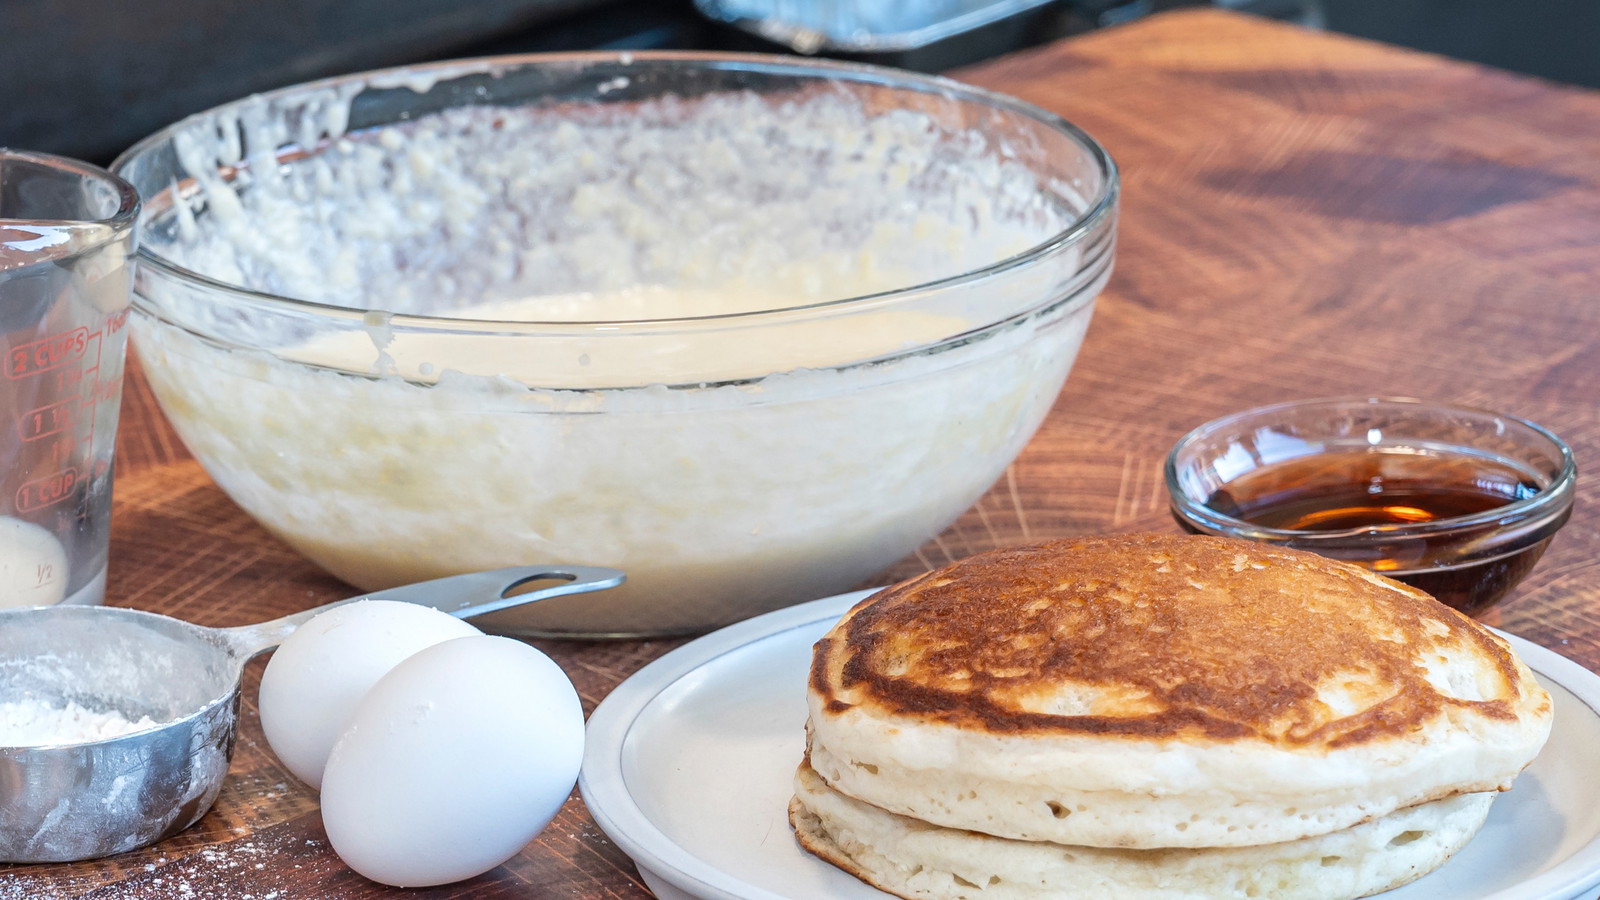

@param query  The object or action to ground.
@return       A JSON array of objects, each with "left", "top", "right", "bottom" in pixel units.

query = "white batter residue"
[
  {"left": 159, "top": 90, "right": 1057, "bottom": 337},
  {"left": 0, "top": 699, "right": 159, "bottom": 746}
]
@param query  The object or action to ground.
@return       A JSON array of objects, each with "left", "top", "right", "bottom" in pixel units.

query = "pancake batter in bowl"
[{"left": 123, "top": 56, "right": 1116, "bottom": 636}]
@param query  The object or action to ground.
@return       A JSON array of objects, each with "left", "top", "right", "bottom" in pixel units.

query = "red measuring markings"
[
  {"left": 6, "top": 328, "right": 90, "bottom": 379},
  {"left": 19, "top": 398, "right": 75, "bottom": 442},
  {"left": 53, "top": 365, "right": 85, "bottom": 392},
  {"left": 17, "top": 466, "right": 78, "bottom": 512},
  {"left": 88, "top": 371, "right": 122, "bottom": 405}
]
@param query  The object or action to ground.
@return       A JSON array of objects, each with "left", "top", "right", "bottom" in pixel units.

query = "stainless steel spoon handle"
[{"left": 218, "top": 565, "right": 625, "bottom": 660}]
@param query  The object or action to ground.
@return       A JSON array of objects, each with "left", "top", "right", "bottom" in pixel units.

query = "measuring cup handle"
[{"left": 216, "top": 565, "right": 625, "bottom": 660}]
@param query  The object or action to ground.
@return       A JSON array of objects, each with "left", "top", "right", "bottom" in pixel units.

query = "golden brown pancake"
[
  {"left": 788, "top": 760, "right": 1497, "bottom": 900},
  {"left": 804, "top": 533, "right": 1551, "bottom": 848}
]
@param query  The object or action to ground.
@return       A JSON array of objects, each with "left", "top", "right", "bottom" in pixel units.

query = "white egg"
[
  {"left": 258, "top": 599, "right": 481, "bottom": 789},
  {"left": 319, "top": 635, "right": 584, "bottom": 888}
]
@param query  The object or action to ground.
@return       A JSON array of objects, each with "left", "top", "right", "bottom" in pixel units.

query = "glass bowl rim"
[
  {"left": 0, "top": 148, "right": 140, "bottom": 235},
  {"left": 1164, "top": 395, "right": 1578, "bottom": 542},
  {"left": 112, "top": 50, "right": 1119, "bottom": 332}
]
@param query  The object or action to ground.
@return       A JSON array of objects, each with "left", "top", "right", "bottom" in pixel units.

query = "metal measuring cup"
[{"left": 0, "top": 564, "right": 623, "bottom": 863}]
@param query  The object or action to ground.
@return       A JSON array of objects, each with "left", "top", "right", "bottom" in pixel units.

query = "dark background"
[{"left": 2, "top": 0, "right": 1597, "bottom": 167}]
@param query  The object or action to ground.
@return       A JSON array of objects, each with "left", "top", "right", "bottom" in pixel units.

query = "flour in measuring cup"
[{"left": 0, "top": 698, "right": 159, "bottom": 746}]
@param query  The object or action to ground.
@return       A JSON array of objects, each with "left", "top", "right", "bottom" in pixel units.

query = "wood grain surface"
[{"left": 9, "top": 7, "right": 1600, "bottom": 897}]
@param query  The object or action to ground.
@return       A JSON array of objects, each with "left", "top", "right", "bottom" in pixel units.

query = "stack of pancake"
[{"left": 790, "top": 534, "right": 1553, "bottom": 900}]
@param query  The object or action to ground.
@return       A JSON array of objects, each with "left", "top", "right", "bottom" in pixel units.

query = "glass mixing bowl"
[{"left": 113, "top": 52, "right": 1118, "bottom": 637}]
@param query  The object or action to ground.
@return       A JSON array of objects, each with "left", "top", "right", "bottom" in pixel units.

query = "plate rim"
[
  {"left": 582, "top": 590, "right": 878, "bottom": 900},
  {"left": 580, "top": 591, "right": 1600, "bottom": 900}
]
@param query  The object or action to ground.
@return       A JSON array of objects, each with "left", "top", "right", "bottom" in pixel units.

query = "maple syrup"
[{"left": 1186, "top": 448, "right": 1561, "bottom": 615}]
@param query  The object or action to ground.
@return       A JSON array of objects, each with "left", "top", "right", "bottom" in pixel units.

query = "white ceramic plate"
[{"left": 581, "top": 590, "right": 1600, "bottom": 900}]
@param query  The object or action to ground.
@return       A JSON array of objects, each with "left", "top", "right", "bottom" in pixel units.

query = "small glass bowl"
[{"left": 1165, "top": 397, "right": 1576, "bottom": 616}]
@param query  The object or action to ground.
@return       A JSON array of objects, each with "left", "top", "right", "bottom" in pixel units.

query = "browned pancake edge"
[{"left": 811, "top": 533, "right": 1539, "bottom": 750}]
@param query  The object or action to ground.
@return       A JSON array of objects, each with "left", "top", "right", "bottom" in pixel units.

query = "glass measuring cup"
[{"left": 0, "top": 150, "right": 139, "bottom": 608}]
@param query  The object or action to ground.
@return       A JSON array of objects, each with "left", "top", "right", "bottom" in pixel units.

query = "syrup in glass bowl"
[{"left": 1167, "top": 398, "right": 1575, "bottom": 616}]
